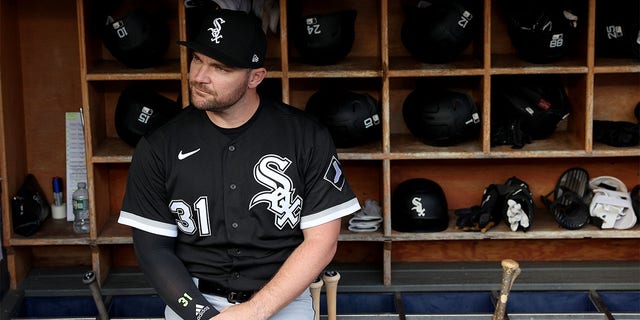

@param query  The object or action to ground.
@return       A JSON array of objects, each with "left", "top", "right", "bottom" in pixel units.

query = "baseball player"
[{"left": 117, "top": 9, "right": 360, "bottom": 320}]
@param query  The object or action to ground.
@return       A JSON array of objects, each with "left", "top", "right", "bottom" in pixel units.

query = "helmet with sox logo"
[{"left": 392, "top": 178, "right": 449, "bottom": 232}]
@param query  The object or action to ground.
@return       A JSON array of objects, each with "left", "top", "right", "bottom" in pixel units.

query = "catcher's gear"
[
  {"left": 541, "top": 167, "right": 590, "bottom": 230},
  {"left": 631, "top": 184, "right": 640, "bottom": 221},
  {"left": 491, "top": 75, "right": 571, "bottom": 149},
  {"left": 589, "top": 176, "right": 637, "bottom": 229}
]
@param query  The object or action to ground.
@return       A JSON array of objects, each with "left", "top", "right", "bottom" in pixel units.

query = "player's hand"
[{"left": 211, "top": 300, "right": 268, "bottom": 320}]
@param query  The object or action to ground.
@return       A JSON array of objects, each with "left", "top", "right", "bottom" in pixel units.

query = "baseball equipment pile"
[
  {"left": 455, "top": 177, "right": 534, "bottom": 233},
  {"left": 542, "top": 167, "right": 639, "bottom": 230},
  {"left": 491, "top": 75, "right": 571, "bottom": 149}
]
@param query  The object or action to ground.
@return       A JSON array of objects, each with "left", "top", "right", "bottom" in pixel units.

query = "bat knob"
[
  {"left": 82, "top": 271, "right": 96, "bottom": 285},
  {"left": 323, "top": 270, "right": 341, "bottom": 283},
  {"left": 501, "top": 259, "right": 519, "bottom": 270}
]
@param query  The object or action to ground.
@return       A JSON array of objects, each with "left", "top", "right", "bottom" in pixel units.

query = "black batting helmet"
[
  {"left": 392, "top": 178, "right": 449, "bottom": 232},
  {"left": 402, "top": 89, "right": 481, "bottom": 146},
  {"left": 401, "top": 0, "right": 482, "bottom": 63},
  {"left": 292, "top": 10, "right": 357, "bottom": 65},
  {"left": 595, "top": 1, "right": 640, "bottom": 59},
  {"left": 501, "top": 0, "right": 581, "bottom": 63},
  {"left": 305, "top": 89, "right": 381, "bottom": 148},
  {"left": 101, "top": 5, "right": 170, "bottom": 69},
  {"left": 114, "top": 85, "right": 181, "bottom": 147}
]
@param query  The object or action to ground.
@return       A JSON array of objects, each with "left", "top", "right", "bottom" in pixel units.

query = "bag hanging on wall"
[{"left": 11, "top": 174, "right": 51, "bottom": 237}]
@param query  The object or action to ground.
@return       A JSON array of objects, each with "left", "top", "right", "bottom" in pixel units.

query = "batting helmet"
[
  {"left": 392, "top": 178, "right": 449, "bottom": 232},
  {"left": 501, "top": 0, "right": 580, "bottom": 63},
  {"left": 595, "top": 1, "right": 640, "bottom": 59},
  {"left": 401, "top": 0, "right": 482, "bottom": 63},
  {"left": 292, "top": 10, "right": 357, "bottom": 65},
  {"left": 402, "top": 89, "right": 480, "bottom": 146},
  {"left": 305, "top": 89, "right": 381, "bottom": 148},
  {"left": 114, "top": 85, "right": 181, "bottom": 147},
  {"left": 102, "top": 6, "right": 170, "bottom": 68}
]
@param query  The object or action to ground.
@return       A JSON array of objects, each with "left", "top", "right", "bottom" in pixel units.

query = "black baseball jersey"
[{"left": 118, "top": 97, "right": 360, "bottom": 291}]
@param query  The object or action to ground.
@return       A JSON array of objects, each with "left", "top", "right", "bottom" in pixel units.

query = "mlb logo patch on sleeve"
[{"left": 324, "top": 156, "right": 346, "bottom": 191}]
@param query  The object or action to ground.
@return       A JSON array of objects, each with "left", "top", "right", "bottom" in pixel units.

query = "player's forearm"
[
  {"left": 132, "top": 229, "right": 219, "bottom": 320},
  {"left": 246, "top": 220, "right": 341, "bottom": 319}
]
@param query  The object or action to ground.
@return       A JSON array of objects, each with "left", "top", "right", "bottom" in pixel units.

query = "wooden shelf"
[
  {"left": 490, "top": 54, "right": 589, "bottom": 75},
  {"left": 390, "top": 209, "right": 640, "bottom": 241},
  {"left": 86, "top": 60, "right": 182, "bottom": 81},
  {"left": 8, "top": 219, "right": 90, "bottom": 246},
  {"left": 388, "top": 56, "right": 485, "bottom": 77},
  {"left": 2, "top": 0, "right": 639, "bottom": 294},
  {"left": 594, "top": 58, "right": 640, "bottom": 74},
  {"left": 288, "top": 57, "right": 382, "bottom": 78},
  {"left": 91, "top": 138, "right": 134, "bottom": 163}
]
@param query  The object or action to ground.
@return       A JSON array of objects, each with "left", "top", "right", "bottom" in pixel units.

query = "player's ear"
[{"left": 248, "top": 67, "right": 266, "bottom": 89}]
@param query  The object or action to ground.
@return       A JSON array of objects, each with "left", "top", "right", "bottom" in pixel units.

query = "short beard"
[{"left": 190, "top": 71, "right": 251, "bottom": 113}]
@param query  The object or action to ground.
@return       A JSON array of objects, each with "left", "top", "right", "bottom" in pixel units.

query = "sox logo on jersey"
[{"left": 250, "top": 154, "right": 303, "bottom": 230}]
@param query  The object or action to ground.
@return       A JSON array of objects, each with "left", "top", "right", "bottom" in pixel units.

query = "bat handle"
[
  {"left": 309, "top": 276, "right": 324, "bottom": 320},
  {"left": 322, "top": 270, "right": 341, "bottom": 320},
  {"left": 82, "top": 271, "right": 109, "bottom": 320},
  {"left": 493, "top": 259, "right": 521, "bottom": 320}
]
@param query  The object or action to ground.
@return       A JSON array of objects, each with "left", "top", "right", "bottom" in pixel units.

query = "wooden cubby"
[{"left": 1, "top": 0, "right": 638, "bottom": 293}]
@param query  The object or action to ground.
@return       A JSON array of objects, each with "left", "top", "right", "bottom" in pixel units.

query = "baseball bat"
[
  {"left": 493, "top": 259, "right": 521, "bottom": 320},
  {"left": 82, "top": 270, "right": 109, "bottom": 320},
  {"left": 322, "top": 270, "right": 341, "bottom": 320},
  {"left": 309, "top": 275, "right": 323, "bottom": 320}
]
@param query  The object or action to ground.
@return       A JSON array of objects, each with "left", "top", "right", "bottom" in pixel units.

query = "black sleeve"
[{"left": 132, "top": 228, "right": 219, "bottom": 319}]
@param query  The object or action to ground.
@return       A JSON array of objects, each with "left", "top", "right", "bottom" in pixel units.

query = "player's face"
[{"left": 188, "top": 52, "right": 251, "bottom": 112}]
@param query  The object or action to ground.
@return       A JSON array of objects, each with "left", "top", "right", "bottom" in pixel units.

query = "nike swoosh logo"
[{"left": 178, "top": 148, "right": 201, "bottom": 160}]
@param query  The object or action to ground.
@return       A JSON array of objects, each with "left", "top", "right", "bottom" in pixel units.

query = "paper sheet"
[{"left": 65, "top": 112, "right": 88, "bottom": 221}]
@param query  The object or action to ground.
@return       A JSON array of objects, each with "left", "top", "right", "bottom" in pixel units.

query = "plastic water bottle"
[{"left": 72, "top": 182, "right": 90, "bottom": 234}]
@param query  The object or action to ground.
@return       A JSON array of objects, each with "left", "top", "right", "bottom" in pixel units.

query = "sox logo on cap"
[{"left": 208, "top": 18, "right": 225, "bottom": 43}]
